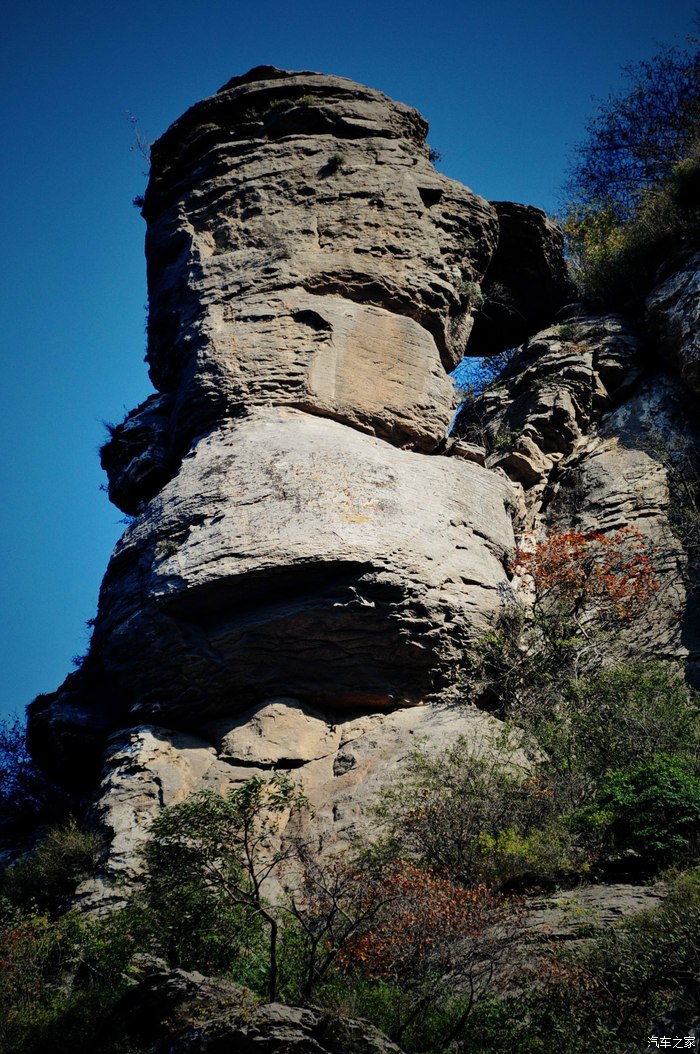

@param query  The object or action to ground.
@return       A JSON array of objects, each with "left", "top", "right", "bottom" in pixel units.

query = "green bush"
[
  {"left": 562, "top": 663, "right": 699, "bottom": 781},
  {"left": 0, "top": 907, "right": 138, "bottom": 1054},
  {"left": 574, "top": 754, "right": 700, "bottom": 868},
  {"left": 518, "top": 661, "right": 700, "bottom": 810},
  {"left": 3, "top": 820, "right": 103, "bottom": 916},
  {"left": 509, "top": 870, "right": 700, "bottom": 1053},
  {"left": 377, "top": 734, "right": 575, "bottom": 887}
]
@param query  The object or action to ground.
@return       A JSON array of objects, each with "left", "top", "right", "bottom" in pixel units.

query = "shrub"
[
  {"left": 334, "top": 862, "right": 522, "bottom": 1052},
  {"left": 377, "top": 735, "right": 574, "bottom": 888},
  {"left": 561, "top": 35, "right": 700, "bottom": 305},
  {"left": 143, "top": 774, "right": 307, "bottom": 1001},
  {"left": 563, "top": 662, "right": 699, "bottom": 781},
  {"left": 512, "top": 526, "right": 657, "bottom": 626},
  {"left": 573, "top": 754, "right": 700, "bottom": 869},
  {"left": 3, "top": 820, "right": 103, "bottom": 916},
  {"left": 509, "top": 870, "right": 700, "bottom": 1052},
  {"left": 0, "top": 907, "right": 138, "bottom": 1054}
]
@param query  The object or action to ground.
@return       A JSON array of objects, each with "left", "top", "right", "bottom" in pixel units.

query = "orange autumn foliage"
[
  {"left": 338, "top": 862, "right": 521, "bottom": 983},
  {"left": 512, "top": 526, "right": 657, "bottom": 621}
]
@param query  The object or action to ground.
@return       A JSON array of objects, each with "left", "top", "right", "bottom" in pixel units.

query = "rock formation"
[
  {"left": 109, "top": 966, "right": 405, "bottom": 1053},
  {"left": 25, "top": 67, "right": 700, "bottom": 900}
]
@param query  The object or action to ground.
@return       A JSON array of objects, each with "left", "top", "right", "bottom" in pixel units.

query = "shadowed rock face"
[{"left": 31, "top": 67, "right": 580, "bottom": 782}]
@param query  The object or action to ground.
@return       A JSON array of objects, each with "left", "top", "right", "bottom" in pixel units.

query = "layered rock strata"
[
  {"left": 30, "top": 68, "right": 573, "bottom": 787},
  {"left": 26, "top": 69, "right": 598, "bottom": 896},
  {"left": 453, "top": 286, "right": 700, "bottom": 672}
]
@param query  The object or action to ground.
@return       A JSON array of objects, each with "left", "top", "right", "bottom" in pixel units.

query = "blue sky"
[{"left": 0, "top": 0, "right": 696, "bottom": 721}]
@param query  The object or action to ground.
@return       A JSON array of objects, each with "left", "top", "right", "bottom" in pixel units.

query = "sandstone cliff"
[{"left": 24, "top": 67, "right": 700, "bottom": 901}]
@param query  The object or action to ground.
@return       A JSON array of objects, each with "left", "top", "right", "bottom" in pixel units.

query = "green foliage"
[
  {"left": 0, "top": 906, "right": 139, "bottom": 1054},
  {"left": 562, "top": 662, "right": 699, "bottom": 776},
  {"left": 454, "top": 277, "right": 484, "bottom": 308},
  {"left": 324, "top": 152, "right": 346, "bottom": 174},
  {"left": 562, "top": 159, "right": 700, "bottom": 304},
  {"left": 143, "top": 773, "right": 307, "bottom": 1001},
  {"left": 3, "top": 820, "right": 103, "bottom": 916},
  {"left": 562, "top": 34, "right": 700, "bottom": 305},
  {"left": 377, "top": 733, "right": 573, "bottom": 888},
  {"left": 318, "top": 976, "right": 516, "bottom": 1054},
  {"left": 513, "top": 662, "right": 699, "bottom": 809},
  {"left": 574, "top": 754, "right": 700, "bottom": 867}
]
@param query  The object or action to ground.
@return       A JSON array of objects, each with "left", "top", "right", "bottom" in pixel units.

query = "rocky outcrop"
[
  {"left": 646, "top": 251, "right": 700, "bottom": 393},
  {"left": 109, "top": 967, "right": 404, "bottom": 1053},
  {"left": 453, "top": 290, "right": 700, "bottom": 669},
  {"left": 470, "top": 201, "right": 574, "bottom": 356},
  {"left": 31, "top": 67, "right": 574, "bottom": 790},
  {"left": 101, "top": 67, "right": 571, "bottom": 515},
  {"left": 43, "top": 67, "right": 700, "bottom": 900},
  {"left": 75, "top": 702, "right": 510, "bottom": 908}
]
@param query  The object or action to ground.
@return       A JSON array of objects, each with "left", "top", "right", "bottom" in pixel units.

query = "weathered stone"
[
  {"left": 453, "top": 315, "right": 641, "bottom": 493},
  {"left": 201, "top": 698, "right": 341, "bottom": 766},
  {"left": 137, "top": 67, "right": 501, "bottom": 482},
  {"left": 109, "top": 966, "right": 404, "bottom": 1053},
  {"left": 100, "top": 394, "right": 175, "bottom": 517},
  {"left": 89, "top": 408, "right": 515, "bottom": 728},
  {"left": 78, "top": 703, "right": 515, "bottom": 907},
  {"left": 447, "top": 439, "right": 487, "bottom": 466},
  {"left": 101, "top": 68, "right": 571, "bottom": 515},
  {"left": 524, "top": 883, "right": 667, "bottom": 941},
  {"left": 543, "top": 379, "right": 697, "bottom": 664},
  {"left": 74, "top": 725, "right": 235, "bottom": 909},
  {"left": 469, "top": 201, "right": 576, "bottom": 355},
  {"left": 646, "top": 252, "right": 700, "bottom": 393}
]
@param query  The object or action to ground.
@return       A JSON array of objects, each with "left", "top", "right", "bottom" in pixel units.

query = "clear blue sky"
[{"left": 0, "top": 0, "right": 696, "bottom": 721}]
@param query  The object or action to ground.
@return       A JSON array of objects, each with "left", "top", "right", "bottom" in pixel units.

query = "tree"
[
  {"left": 337, "top": 861, "right": 523, "bottom": 1051},
  {"left": 143, "top": 774, "right": 307, "bottom": 1001},
  {"left": 561, "top": 38, "right": 700, "bottom": 303},
  {"left": 565, "top": 41, "right": 700, "bottom": 219},
  {"left": 285, "top": 849, "right": 396, "bottom": 999},
  {"left": 512, "top": 526, "right": 657, "bottom": 627},
  {"left": 573, "top": 753, "right": 700, "bottom": 868},
  {"left": 472, "top": 527, "right": 658, "bottom": 722}
]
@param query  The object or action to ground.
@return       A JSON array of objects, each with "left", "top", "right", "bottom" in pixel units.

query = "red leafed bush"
[
  {"left": 512, "top": 526, "right": 657, "bottom": 622},
  {"left": 338, "top": 862, "right": 521, "bottom": 984}
]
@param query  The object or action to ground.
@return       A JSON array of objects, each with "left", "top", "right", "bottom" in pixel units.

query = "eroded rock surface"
[
  {"left": 32, "top": 67, "right": 577, "bottom": 788},
  {"left": 76, "top": 702, "right": 510, "bottom": 908},
  {"left": 453, "top": 286, "right": 700, "bottom": 669},
  {"left": 39, "top": 68, "right": 682, "bottom": 896},
  {"left": 110, "top": 967, "right": 404, "bottom": 1053}
]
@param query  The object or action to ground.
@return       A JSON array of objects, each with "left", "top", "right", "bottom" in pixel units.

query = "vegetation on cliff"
[
  {"left": 4, "top": 33, "right": 700, "bottom": 1054},
  {"left": 562, "top": 38, "right": 700, "bottom": 306},
  {"left": 2, "top": 518, "right": 700, "bottom": 1052}
]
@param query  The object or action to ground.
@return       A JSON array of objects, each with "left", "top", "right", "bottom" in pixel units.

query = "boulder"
[
  {"left": 109, "top": 966, "right": 404, "bottom": 1053},
  {"left": 646, "top": 251, "right": 700, "bottom": 393}
]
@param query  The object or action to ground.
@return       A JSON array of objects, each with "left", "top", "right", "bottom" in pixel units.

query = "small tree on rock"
[{"left": 144, "top": 773, "right": 307, "bottom": 1001}]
